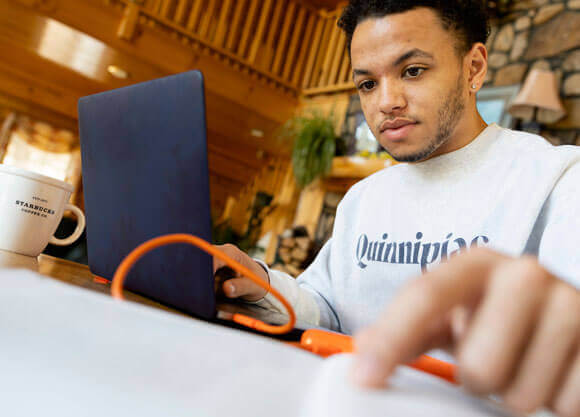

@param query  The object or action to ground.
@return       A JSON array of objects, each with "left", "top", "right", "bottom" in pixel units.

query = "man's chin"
[
  {"left": 385, "top": 146, "right": 435, "bottom": 163},
  {"left": 384, "top": 134, "right": 451, "bottom": 163}
]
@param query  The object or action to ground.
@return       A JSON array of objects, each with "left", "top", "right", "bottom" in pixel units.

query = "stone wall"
[{"left": 484, "top": 0, "right": 580, "bottom": 145}]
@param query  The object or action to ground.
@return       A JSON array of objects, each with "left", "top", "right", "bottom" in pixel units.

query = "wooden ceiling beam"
[
  {"left": 0, "top": 60, "right": 79, "bottom": 120},
  {"left": 0, "top": 2, "right": 167, "bottom": 86},
  {"left": 207, "top": 131, "right": 264, "bottom": 170},
  {"left": 209, "top": 174, "right": 246, "bottom": 211},
  {"left": 0, "top": 38, "right": 105, "bottom": 97},
  {"left": 0, "top": 92, "right": 77, "bottom": 132},
  {"left": 204, "top": 91, "right": 291, "bottom": 157},
  {"left": 208, "top": 151, "right": 259, "bottom": 184}
]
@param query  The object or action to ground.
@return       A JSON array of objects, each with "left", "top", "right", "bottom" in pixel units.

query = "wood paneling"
[
  {"left": 213, "top": 0, "right": 232, "bottom": 47},
  {"left": 186, "top": 0, "right": 204, "bottom": 31},
  {"left": 0, "top": 92, "right": 77, "bottom": 132},
  {"left": 237, "top": 0, "right": 259, "bottom": 57},
  {"left": 271, "top": 2, "right": 296, "bottom": 75},
  {"left": 282, "top": 8, "right": 307, "bottom": 81},
  {"left": 0, "top": 3, "right": 165, "bottom": 86},
  {"left": 302, "top": 0, "right": 344, "bottom": 9},
  {"left": 225, "top": 0, "right": 245, "bottom": 50},
  {"left": 247, "top": 0, "right": 273, "bottom": 64},
  {"left": 0, "top": 61, "right": 79, "bottom": 120}
]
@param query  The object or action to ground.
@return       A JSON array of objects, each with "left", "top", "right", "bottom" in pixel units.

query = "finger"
[
  {"left": 353, "top": 249, "right": 502, "bottom": 387},
  {"left": 353, "top": 313, "right": 455, "bottom": 387},
  {"left": 552, "top": 347, "right": 580, "bottom": 417},
  {"left": 457, "top": 257, "right": 549, "bottom": 394},
  {"left": 451, "top": 305, "right": 472, "bottom": 342},
  {"left": 214, "top": 266, "right": 237, "bottom": 295},
  {"left": 501, "top": 283, "right": 580, "bottom": 413},
  {"left": 213, "top": 243, "right": 249, "bottom": 274},
  {"left": 212, "top": 244, "right": 242, "bottom": 273},
  {"left": 352, "top": 311, "right": 454, "bottom": 385},
  {"left": 222, "top": 277, "right": 265, "bottom": 301}
]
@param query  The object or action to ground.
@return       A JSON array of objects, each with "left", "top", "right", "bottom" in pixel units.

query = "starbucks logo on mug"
[{"left": 15, "top": 200, "right": 56, "bottom": 217}]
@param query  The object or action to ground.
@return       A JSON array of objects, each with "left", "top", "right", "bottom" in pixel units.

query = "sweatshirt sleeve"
[
  {"left": 251, "top": 239, "right": 340, "bottom": 330},
  {"left": 250, "top": 263, "right": 321, "bottom": 327},
  {"left": 249, "top": 176, "right": 371, "bottom": 331},
  {"left": 533, "top": 157, "right": 580, "bottom": 289},
  {"left": 296, "top": 240, "right": 341, "bottom": 330}
]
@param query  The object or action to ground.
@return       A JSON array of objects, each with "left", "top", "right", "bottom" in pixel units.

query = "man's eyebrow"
[
  {"left": 352, "top": 69, "right": 372, "bottom": 78},
  {"left": 352, "top": 49, "right": 434, "bottom": 79},
  {"left": 393, "top": 49, "right": 434, "bottom": 67}
]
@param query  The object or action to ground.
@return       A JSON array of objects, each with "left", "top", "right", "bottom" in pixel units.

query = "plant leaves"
[{"left": 287, "top": 111, "right": 337, "bottom": 187}]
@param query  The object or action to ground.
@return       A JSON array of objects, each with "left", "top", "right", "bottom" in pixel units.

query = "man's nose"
[{"left": 378, "top": 81, "right": 406, "bottom": 114}]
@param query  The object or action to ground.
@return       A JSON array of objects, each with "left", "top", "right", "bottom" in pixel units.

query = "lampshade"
[{"left": 508, "top": 69, "right": 566, "bottom": 123}]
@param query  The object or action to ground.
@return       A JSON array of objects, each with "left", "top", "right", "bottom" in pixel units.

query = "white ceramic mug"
[{"left": 0, "top": 164, "right": 86, "bottom": 257}]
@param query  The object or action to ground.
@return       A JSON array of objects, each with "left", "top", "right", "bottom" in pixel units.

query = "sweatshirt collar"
[{"left": 403, "top": 123, "right": 502, "bottom": 174}]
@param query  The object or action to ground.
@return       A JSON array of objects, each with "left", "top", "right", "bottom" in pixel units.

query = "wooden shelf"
[
  {"left": 328, "top": 156, "right": 394, "bottom": 179},
  {"left": 323, "top": 156, "right": 396, "bottom": 192},
  {"left": 292, "top": 156, "right": 395, "bottom": 236}
]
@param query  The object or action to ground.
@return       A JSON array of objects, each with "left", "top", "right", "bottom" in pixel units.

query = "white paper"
[
  {"left": 300, "top": 354, "right": 525, "bottom": 417},
  {"left": 0, "top": 269, "right": 541, "bottom": 417},
  {"left": 0, "top": 269, "right": 320, "bottom": 417}
]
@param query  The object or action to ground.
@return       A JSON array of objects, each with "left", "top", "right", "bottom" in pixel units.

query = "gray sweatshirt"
[{"left": 256, "top": 124, "right": 580, "bottom": 334}]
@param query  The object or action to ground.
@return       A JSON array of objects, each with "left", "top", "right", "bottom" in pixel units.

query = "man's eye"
[
  {"left": 358, "top": 80, "right": 375, "bottom": 91},
  {"left": 404, "top": 67, "right": 426, "bottom": 78}
]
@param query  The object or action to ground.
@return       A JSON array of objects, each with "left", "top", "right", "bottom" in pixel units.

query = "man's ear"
[{"left": 465, "top": 43, "right": 488, "bottom": 93}]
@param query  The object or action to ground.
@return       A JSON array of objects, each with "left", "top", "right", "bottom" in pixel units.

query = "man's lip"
[
  {"left": 380, "top": 122, "right": 417, "bottom": 142},
  {"left": 379, "top": 119, "right": 416, "bottom": 132}
]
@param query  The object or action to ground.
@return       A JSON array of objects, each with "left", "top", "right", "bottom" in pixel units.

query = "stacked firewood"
[{"left": 271, "top": 227, "right": 314, "bottom": 278}]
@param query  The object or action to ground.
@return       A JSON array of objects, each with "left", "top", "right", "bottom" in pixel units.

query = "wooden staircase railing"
[
  {"left": 223, "top": 157, "right": 299, "bottom": 264},
  {"left": 110, "top": 0, "right": 354, "bottom": 96},
  {"left": 223, "top": 157, "right": 294, "bottom": 235}
]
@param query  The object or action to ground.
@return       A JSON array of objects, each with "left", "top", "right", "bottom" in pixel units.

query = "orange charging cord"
[
  {"left": 111, "top": 233, "right": 295, "bottom": 335},
  {"left": 110, "top": 233, "right": 457, "bottom": 384}
]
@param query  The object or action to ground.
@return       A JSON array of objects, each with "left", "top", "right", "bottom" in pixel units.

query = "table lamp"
[{"left": 508, "top": 69, "right": 566, "bottom": 134}]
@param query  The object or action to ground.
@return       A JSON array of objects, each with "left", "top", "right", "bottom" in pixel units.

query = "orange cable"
[
  {"left": 111, "top": 233, "right": 296, "bottom": 335},
  {"left": 299, "top": 328, "right": 457, "bottom": 384},
  {"left": 408, "top": 355, "right": 456, "bottom": 385}
]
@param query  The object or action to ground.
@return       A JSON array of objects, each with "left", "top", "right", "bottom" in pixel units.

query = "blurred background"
[{"left": 0, "top": 0, "right": 578, "bottom": 272}]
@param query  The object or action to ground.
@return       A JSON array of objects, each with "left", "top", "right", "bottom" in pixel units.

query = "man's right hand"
[{"left": 213, "top": 244, "right": 269, "bottom": 302}]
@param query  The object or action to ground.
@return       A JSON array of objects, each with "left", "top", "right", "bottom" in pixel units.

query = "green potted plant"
[{"left": 281, "top": 112, "right": 343, "bottom": 187}]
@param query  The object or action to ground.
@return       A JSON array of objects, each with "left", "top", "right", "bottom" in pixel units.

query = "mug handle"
[{"left": 48, "top": 204, "right": 86, "bottom": 246}]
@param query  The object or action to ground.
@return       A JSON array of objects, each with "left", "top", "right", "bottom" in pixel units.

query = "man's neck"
[{"left": 425, "top": 111, "right": 488, "bottom": 161}]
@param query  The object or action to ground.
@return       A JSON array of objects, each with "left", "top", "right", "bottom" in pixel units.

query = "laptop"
[{"left": 78, "top": 71, "right": 305, "bottom": 340}]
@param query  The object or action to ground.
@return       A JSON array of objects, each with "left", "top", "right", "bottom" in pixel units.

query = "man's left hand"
[{"left": 352, "top": 248, "right": 580, "bottom": 417}]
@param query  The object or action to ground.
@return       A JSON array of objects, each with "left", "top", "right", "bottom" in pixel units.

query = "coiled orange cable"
[{"left": 111, "top": 233, "right": 296, "bottom": 335}]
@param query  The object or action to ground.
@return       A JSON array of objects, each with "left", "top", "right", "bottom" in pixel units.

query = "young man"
[{"left": 214, "top": 1, "right": 580, "bottom": 415}]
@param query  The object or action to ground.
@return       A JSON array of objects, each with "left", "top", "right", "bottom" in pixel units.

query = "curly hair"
[{"left": 338, "top": 0, "right": 489, "bottom": 55}]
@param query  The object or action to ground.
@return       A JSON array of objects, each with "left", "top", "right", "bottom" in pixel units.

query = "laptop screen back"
[{"left": 78, "top": 70, "right": 215, "bottom": 319}]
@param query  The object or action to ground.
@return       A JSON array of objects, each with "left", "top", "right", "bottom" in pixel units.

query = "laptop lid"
[{"left": 78, "top": 70, "right": 215, "bottom": 320}]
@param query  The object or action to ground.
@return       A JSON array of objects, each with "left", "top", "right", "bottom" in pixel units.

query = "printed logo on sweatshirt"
[{"left": 355, "top": 232, "right": 490, "bottom": 272}]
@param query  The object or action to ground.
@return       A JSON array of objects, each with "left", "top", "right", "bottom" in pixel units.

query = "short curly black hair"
[{"left": 338, "top": 0, "right": 489, "bottom": 55}]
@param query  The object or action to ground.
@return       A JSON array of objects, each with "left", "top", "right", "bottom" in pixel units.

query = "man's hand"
[
  {"left": 213, "top": 243, "right": 269, "bottom": 302},
  {"left": 352, "top": 248, "right": 580, "bottom": 417}
]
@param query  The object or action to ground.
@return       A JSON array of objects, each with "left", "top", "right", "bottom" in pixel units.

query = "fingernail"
[
  {"left": 352, "top": 355, "right": 383, "bottom": 386},
  {"left": 227, "top": 282, "right": 236, "bottom": 296}
]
